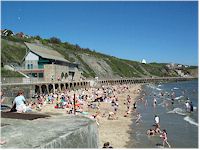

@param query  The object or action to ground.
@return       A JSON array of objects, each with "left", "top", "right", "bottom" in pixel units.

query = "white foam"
[
  {"left": 156, "top": 88, "right": 162, "bottom": 91},
  {"left": 158, "top": 101, "right": 165, "bottom": 107},
  {"left": 166, "top": 98, "right": 171, "bottom": 101},
  {"left": 167, "top": 107, "right": 187, "bottom": 116},
  {"left": 158, "top": 85, "right": 162, "bottom": 87},
  {"left": 184, "top": 116, "right": 198, "bottom": 127},
  {"left": 173, "top": 87, "right": 179, "bottom": 90},
  {"left": 174, "top": 96, "right": 184, "bottom": 100}
]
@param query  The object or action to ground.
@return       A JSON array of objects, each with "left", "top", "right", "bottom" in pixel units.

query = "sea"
[{"left": 127, "top": 79, "right": 198, "bottom": 148}]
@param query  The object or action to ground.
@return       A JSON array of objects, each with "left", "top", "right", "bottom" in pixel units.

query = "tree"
[
  {"left": 49, "top": 37, "right": 61, "bottom": 44},
  {"left": 34, "top": 35, "right": 41, "bottom": 40}
]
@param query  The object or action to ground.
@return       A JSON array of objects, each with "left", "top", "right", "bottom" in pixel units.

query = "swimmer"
[
  {"left": 147, "top": 129, "right": 155, "bottom": 136},
  {"left": 153, "top": 98, "right": 157, "bottom": 108},
  {"left": 154, "top": 124, "right": 161, "bottom": 134}
]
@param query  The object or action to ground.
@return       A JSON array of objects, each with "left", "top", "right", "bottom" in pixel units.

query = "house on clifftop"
[{"left": 21, "top": 42, "right": 82, "bottom": 81}]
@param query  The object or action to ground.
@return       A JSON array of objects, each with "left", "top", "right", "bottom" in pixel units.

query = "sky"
[{"left": 1, "top": 1, "right": 198, "bottom": 66}]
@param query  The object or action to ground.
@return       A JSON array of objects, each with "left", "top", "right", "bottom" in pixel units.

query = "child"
[{"left": 160, "top": 129, "right": 171, "bottom": 148}]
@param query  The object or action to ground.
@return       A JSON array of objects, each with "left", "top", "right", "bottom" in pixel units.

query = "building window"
[
  {"left": 27, "top": 64, "right": 30, "bottom": 69},
  {"left": 39, "top": 73, "right": 44, "bottom": 78},
  {"left": 31, "top": 64, "right": 33, "bottom": 69}
]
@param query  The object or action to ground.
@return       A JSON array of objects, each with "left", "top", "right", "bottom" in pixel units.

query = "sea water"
[{"left": 127, "top": 80, "right": 198, "bottom": 148}]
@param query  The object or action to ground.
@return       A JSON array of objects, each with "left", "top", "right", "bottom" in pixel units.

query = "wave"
[
  {"left": 173, "top": 87, "right": 179, "bottom": 90},
  {"left": 156, "top": 88, "right": 162, "bottom": 91},
  {"left": 166, "top": 98, "right": 171, "bottom": 101},
  {"left": 158, "top": 85, "right": 162, "bottom": 87},
  {"left": 174, "top": 96, "right": 184, "bottom": 100},
  {"left": 167, "top": 107, "right": 187, "bottom": 116},
  {"left": 158, "top": 101, "right": 165, "bottom": 107},
  {"left": 184, "top": 116, "right": 198, "bottom": 127}
]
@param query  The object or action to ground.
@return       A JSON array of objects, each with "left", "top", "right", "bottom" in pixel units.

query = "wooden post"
[{"left": 74, "top": 94, "right": 76, "bottom": 115}]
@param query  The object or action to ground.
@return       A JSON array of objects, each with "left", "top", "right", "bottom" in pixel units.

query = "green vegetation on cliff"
[
  {"left": 1, "top": 68, "right": 24, "bottom": 77},
  {"left": 1, "top": 33, "right": 198, "bottom": 78}
]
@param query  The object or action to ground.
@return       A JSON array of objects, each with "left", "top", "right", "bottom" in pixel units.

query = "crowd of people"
[{"left": 1, "top": 82, "right": 195, "bottom": 148}]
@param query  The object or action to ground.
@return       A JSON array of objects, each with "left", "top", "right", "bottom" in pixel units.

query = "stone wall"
[
  {"left": 1, "top": 84, "right": 35, "bottom": 105},
  {"left": 44, "top": 64, "right": 82, "bottom": 82}
]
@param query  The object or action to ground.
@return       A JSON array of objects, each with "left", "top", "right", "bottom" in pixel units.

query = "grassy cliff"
[{"left": 1, "top": 34, "right": 197, "bottom": 78}]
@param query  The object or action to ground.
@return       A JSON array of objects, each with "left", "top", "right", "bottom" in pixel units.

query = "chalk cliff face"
[
  {"left": 1, "top": 36, "right": 198, "bottom": 78},
  {"left": 1, "top": 115, "right": 99, "bottom": 148}
]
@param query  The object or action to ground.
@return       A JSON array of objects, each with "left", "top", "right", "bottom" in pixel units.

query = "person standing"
[
  {"left": 190, "top": 102, "right": 194, "bottom": 112},
  {"left": 154, "top": 115, "right": 160, "bottom": 127},
  {"left": 153, "top": 98, "right": 157, "bottom": 108},
  {"left": 160, "top": 129, "right": 171, "bottom": 148},
  {"left": 135, "top": 112, "right": 142, "bottom": 124},
  {"left": 185, "top": 101, "right": 191, "bottom": 112}
]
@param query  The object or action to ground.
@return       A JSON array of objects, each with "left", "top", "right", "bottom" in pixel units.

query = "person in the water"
[
  {"left": 135, "top": 112, "right": 142, "bottom": 124},
  {"left": 147, "top": 129, "right": 155, "bottom": 136},
  {"left": 160, "top": 129, "right": 171, "bottom": 148},
  {"left": 190, "top": 102, "right": 194, "bottom": 112}
]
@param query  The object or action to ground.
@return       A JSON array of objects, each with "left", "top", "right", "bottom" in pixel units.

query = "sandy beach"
[
  {"left": 33, "top": 84, "right": 142, "bottom": 148},
  {"left": 97, "top": 84, "right": 141, "bottom": 148}
]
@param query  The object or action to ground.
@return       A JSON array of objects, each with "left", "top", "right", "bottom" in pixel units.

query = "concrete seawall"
[{"left": 1, "top": 115, "right": 99, "bottom": 148}]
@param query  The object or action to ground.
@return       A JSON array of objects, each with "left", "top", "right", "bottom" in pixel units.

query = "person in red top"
[{"left": 160, "top": 129, "right": 171, "bottom": 148}]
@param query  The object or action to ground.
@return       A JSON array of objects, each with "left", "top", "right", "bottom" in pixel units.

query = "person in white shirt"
[{"left": 155, "top": 115, "right": 160, "bottom": 127}]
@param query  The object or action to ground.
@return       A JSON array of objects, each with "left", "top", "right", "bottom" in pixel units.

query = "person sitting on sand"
[
  {"left": 160, "top": 129, "right": 171, "bottom": 148},
  {"left": 108, "top": 111, "right": 118, "bottom": 120},
  {"left": 11, "top": 90, "right": 27, "bottom": 113}
]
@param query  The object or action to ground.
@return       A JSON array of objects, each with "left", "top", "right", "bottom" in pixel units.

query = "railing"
[
  {"left": 1, "top": 77, "right": 90, "bottom": 85},
  {"left": 1, "top": 77, "right": 45, "bottom": 84}
]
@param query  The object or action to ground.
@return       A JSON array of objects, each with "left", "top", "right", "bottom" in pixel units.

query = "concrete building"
[{"left": 21, "top": 42, "right": 82, "bottom": 81}]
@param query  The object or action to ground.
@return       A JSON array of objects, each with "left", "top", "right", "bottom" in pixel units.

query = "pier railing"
[{"left": 1, "top": 76, "right": 197, "bottom": 86}]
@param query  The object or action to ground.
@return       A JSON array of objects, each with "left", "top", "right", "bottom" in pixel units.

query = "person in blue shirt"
[{"left": 12, "top": 90, "right": 27, "bottom": 113}]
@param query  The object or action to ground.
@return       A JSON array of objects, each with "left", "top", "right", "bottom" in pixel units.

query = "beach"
[
  {"left": 1, "top": 80, "right": 198, "bottom": 148},
  {"left": 28, "top": 84, "right": 142, "bottom": 148},
  {"left": 97, "top": 84, "right": 141, "bottom": 148}
]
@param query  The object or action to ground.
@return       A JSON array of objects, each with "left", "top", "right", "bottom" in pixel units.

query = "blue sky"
[{"left": 1, "top": 1, "right": 198, "bottom": 65}]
